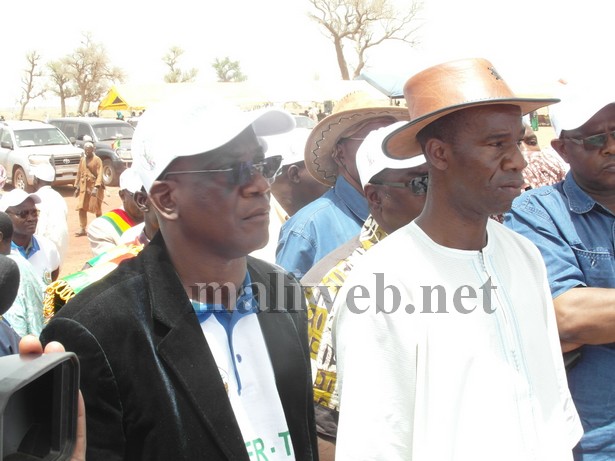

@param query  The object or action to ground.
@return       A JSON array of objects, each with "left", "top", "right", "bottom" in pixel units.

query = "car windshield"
[
  {"left": 93, "top": 124, "right": 134, "bottom": 141},
  {"left": 15, "top": 128, "right": 70, "bottom": 147}
]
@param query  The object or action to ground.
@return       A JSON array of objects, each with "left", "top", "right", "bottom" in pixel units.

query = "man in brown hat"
[
  {"left": 331, "top": 58, "right": 582, "bottom": 460},
  {"left": 275, "top": 97, "right": 409, "bottom": 279}
]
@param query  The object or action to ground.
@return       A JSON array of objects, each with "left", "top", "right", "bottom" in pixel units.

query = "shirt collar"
[
  {"left": 11, "top": 236, "right": 39, "bottom": 259},
  {"left": 334, "top": 176, "right": 369, "bottom": 222},
  {"left": 563, "top": 171, "right": 611, "bottom": 215},
  {"left": 191, "top": 271, "right": 257, "bottom": 326}
]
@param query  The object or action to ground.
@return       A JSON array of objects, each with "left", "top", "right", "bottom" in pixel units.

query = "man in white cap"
[
  {"left": 32, "top": 163, "right": 69, "bottom": 265},
  {"left": 504, "top": 81, "right": 615, "bottom": 460},
  {"left": 251, "top": 128, "right": 328, "bottom": 263},
  {"left": 0, "top": 192, "right": 53, "bottom": 337},
  {"left": 332, "top": 58, "right": 582, "bottom": 460},
  {"left": 301, "top": 121, "right": 428, "bottom": 460},
  {"left": 39, "top": 96, "right": 318, "bottom": 460},
  {"left": 0, "top": 188, "right": 60, "bottom": 285},
  {"left": 86, "top": 167, "right": 144, "bottom": 256}
]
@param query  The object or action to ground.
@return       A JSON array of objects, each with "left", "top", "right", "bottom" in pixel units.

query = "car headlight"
[
  {"left": 116, "top": 148, "right": 132, "bottom": 160},
  {"left": 28, "top": 155, "right": 52, "bottom": 167}
]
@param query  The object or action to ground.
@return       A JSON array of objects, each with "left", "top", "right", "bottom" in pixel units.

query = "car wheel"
[
  {"left": 102, "top": 159, "right": 118, "bottom": 187},
  {"left": 13, "top": 167, "right": 33, "bottom": 192}
]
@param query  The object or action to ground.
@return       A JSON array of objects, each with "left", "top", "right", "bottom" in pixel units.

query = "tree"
[
  {"left": 163, "top": 46, "right": 198, "bottom": 83},
  {"left": 18, "top": 51, "right": 47, "bottom": 120},
  {"left": 212, "top": 57, "right": 247, "bottom": 83},
  {"left": 47, "top": 59, "right": 76, "bottom": 117},
  {"left": 65, "top": 32, "right": 124, "bottom": 115},
  {"left": 308, "top": 0, "right": 423, "bottom": 80}
]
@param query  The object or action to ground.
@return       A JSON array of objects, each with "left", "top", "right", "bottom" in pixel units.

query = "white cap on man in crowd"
[
  {"left": 131, "top": 96, "right": 296, "bottom": 192},
  {"left": 0, "top": 189, "right": 41, "bottom": 212},
  {"left": 356, "top": 121, "right": 426, "bottom": 190},
  {"left": 32, "top": 163, "right": 56, "bottom": 183},
  {"left": 549, "top": 80, "right": 615, "bottom": 137},
  {"left": 263, "top": 128, "right": 311, "bottom": 167},
  {"left": 119, "top": 168, "right": 143, "bottom": 194}
]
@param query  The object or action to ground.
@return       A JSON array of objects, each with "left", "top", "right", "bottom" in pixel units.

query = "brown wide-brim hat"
[
  {"left": 383, "top": 58, "right": 560, "bottom": 159},
  {"left": 305, "top": 92, "right": 409, "bottom": 186}
]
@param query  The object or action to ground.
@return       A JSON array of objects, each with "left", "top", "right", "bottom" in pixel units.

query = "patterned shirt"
[{"left": 302, "top": 215, "right": 386, "bottom": 439}]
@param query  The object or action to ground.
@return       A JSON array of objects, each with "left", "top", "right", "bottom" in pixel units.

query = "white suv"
[{"left": 0, "top": 120, "right": 84, "bottom": 191}]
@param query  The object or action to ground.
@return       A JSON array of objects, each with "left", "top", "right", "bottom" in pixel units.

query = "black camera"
[{"left": 0, "top": 352, "right": 79, "bottom": 461}]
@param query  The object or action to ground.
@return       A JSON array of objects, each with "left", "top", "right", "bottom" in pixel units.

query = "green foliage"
[
  {"left": 163, "top": 46, "right": 198, "bottom": 83},
  {"left": 212, "top": 57, "right": 247, "bottom": 83}
]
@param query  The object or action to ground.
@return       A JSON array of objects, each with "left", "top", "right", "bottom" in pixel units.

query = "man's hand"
[
  {"left": 91, "top": 187, "right": 98, "bottom": 196},
  {"left": 19, "top": 336, "right": 87, "bottom": 461}
]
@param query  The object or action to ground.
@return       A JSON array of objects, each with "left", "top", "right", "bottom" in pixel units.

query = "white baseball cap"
[
  {"left": 119, "top": 168, "right": 143, "bottom": 194},
  {"left": 356, "top": 121, "right": 426, "bottom": 189},
  {"left": 263, "top": 128, "right": 311, "bottom": 167},
  {"left": 0, "top": 189, "right": 41, "bottom": 212},
  {"left": 549, "top": 81, "right": 615, "bottom": 137},
  {"left": 32, "top": 163, "right": 56, "bottom": 182},
  {"left": 132, "top": 96, "right": 296, "bottom": 192}
]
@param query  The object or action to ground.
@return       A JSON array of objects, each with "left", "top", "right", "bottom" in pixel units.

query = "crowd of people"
[{"left": 1, "top": 56, "right": 614, "bottom": 461}]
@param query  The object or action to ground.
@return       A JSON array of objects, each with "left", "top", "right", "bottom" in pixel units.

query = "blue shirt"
[
  {"left": 504, "top": 172, "right": 615, "bottom": 460},
  {"left": 275, "top": 176, "right": 369, "bottom": 279},
  {"left": 11, "top": 236, "right": 40, "bottom": 260},
  {"left": 191, "top": 272, "right": 257, "bottom": 395}
]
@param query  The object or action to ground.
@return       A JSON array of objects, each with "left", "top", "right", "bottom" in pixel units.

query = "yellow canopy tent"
[{"left": 97, "top": 80, "right": 388, "bottom": 114}]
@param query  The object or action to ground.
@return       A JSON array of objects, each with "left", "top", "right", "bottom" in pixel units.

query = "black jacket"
[{"left": 41, "top": 233, "right": 318, "bottom": 460}]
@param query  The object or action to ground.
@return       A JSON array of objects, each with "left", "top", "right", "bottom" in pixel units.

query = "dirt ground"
[{"left": 55, "top": 184, "right": 123, "bottom": 277}]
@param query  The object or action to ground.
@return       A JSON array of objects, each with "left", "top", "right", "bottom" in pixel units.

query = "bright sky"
[{"left": 2, "top": 0, "right": 613, "bottom": 109}]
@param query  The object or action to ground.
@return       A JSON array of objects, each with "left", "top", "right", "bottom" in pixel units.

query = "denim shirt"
[
  {"left": 276, "top": 176, "right": 369, "bottom": 279},
  {"left": 504, "top": 172, "right": 615, "bottom": 459}
]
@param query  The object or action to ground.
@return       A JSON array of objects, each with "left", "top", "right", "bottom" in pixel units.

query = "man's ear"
[
  {"left": 364, "top": 184, "right": 383, "bottom": 210},
  {"left": 551, "top": 138, "right": 570, "bottom": 163},
  {"left": 133, "top": 191, "right": 149, "bottom": 212},
  {"left": 423, "top": 138, "right": 448, "bottom": 171},
  {"left": 148, "top": 181, "right": 179, "bottom": 221},
  {"left": 287, "top": 164, "right": 301, "bottom": 184}
]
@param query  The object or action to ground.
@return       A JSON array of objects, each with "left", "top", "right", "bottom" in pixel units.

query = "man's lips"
[
  {"left": 244, "top": 207, "right": 270, "bottom": 220},
  {"left": 499, "top": 180, "right": 525, "bottom": 190}
]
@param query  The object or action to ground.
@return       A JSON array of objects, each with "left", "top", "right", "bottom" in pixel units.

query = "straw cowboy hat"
[
  {"left": 305, "top": 91, "right": 409, "bottom": 187},
  {"left": 383, "top": 58, "right": 559, "bottom": 159}
]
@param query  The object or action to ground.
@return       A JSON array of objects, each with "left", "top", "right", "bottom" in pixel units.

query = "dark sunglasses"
[
  {"left": 164, "top": 155, "right": 283, "bottom": 186},
  {"left": 370, "top": 174, "right": 429, "bottom": 195},
  {"left": 7, "top": 208, "right": 40, "bottom": 219},
  {"left": 565, "top": 130, "right": 615, "bottom": 150}
]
